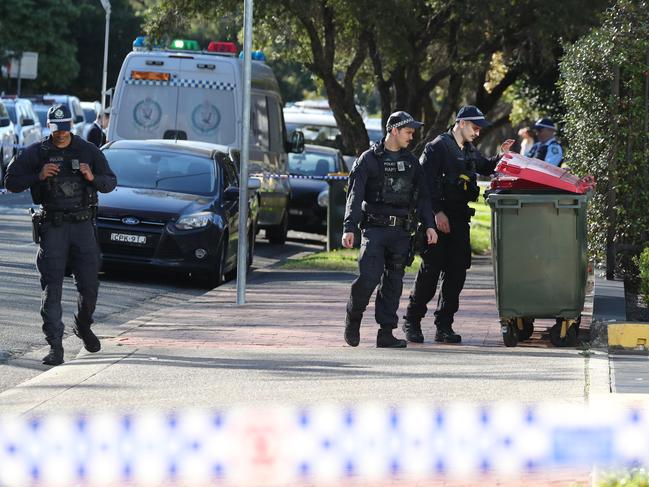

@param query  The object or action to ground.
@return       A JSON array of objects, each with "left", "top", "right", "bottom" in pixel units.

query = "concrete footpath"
[{"left": 0, "top": 255, "right": 612, "bottom": 413}]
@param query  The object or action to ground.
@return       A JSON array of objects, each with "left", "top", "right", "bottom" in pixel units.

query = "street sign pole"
[
  {"left": 99, "top": 0, "right": 111, "bottom": 113},
  {"left": 237, "top": 0, "right": 253, "bottom": 305}
]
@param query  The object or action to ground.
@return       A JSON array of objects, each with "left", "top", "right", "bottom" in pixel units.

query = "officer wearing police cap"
[
  {"left": 526, "top": 117, "right": 563, "bottom": 166},
  {"left": 4, "top": 103, "right": 117, "bottom": 366},
  {"left": 342, "top": 111, "right": 438, "bottom": 348},
  {"left": 402, "top": 106, "right": 514, "bottom": 344}
]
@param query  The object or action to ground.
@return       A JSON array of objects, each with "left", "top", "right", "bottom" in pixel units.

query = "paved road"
[{"left": 0, "top": 190, "right": 325, "bottom": 393}]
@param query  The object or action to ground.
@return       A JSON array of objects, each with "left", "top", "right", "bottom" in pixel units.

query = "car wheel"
[
  {"left": 266, "top": 210, "right": 288, "bottom": 245},
  {"left": 202, "top": 240, "right": 227, "bottom": 289}
]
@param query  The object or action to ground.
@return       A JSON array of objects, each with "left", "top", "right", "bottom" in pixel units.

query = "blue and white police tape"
[
  {"left": 1, "top": 401, "right": 647, "bottom": 486},
  {"left": 288, "top": 174, "right": 348, "bottom": 180}
]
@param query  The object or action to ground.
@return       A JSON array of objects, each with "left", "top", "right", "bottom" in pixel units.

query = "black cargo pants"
[
  {"left": 405, "top": 213, "right": 471, "bottom": 328},
  {"left": 346, "top": 226, "right": 411, "bottom": 329},
  {"left": 36, "top": 219, "right": 100, "bottom": 346}
]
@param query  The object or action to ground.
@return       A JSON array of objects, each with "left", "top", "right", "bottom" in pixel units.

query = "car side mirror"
[
  {"left": 0, "top": 118, "right": 9, "bottom": 128},
  {"left": 223, "top": 186, "right": 239, "bottom": 201},
  {"left": 248, "top": 177, "right": 261, "bottom": 191},
  {"left": 289, "top": 130, "right": 304, "bottom": 154},
  {"left": 75, "top": 115, "right": 84, "bottom": 124},
  {"left": 22, "top": 118, "right": 34, "bottom": 127}
]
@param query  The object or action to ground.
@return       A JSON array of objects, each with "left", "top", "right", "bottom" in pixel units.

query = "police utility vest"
[
  {"left": 37, "top": 142, "right": 98, "bottom": 211},
  {"left": 439, "top": 133, "right": 480, "bottom": 204},
  {"left": 527, "top": 139, "right": 562, "bottom": 164},
  {"left": 365, "top": 149, "right": 418, "bottom": 209}
]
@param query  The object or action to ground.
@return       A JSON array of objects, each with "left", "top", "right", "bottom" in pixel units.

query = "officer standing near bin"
[
  {"left": 526, "top": 118, "right": 563, "bottom": 166},
  {"left": 402, "top": 106, "right": 514, "bottom": 344},
  {"left": 342, "top": 111, "right": 438, "bottom": 348},
  {"left": 4, "top": 104, "right": 117, "bottom": 366}
]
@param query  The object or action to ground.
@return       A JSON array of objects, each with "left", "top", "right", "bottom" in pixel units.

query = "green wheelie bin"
[{"left": 485, "top": 153, "right": 594, "bottom": 347}]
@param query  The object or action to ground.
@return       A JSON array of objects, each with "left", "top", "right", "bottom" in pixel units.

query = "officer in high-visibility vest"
[{"left": 526, "top": 118, "right": 563, "bottom": 166}]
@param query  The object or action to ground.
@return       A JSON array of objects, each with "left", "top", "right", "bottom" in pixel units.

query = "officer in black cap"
[
  {"left": 343, "top": 111, "right": 438, "bottom": 348},
  {"left": 402, "top": 106, "right": 514, "bottom": 344},
  {"left": 4, "top": 103, "right": 117, "bottom": 366},
  {"left": 526, "top": 118, "right": 563, "bottom": 166}
]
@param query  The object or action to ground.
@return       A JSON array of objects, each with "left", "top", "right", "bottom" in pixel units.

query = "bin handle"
[{"left": 493, "top": 198, "right": 583, "bottom": 209}]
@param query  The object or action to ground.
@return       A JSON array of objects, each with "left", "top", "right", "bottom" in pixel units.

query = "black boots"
[
  {"left": 73, "top": 318, "right": 101, "bottom": 353},
  {"left": 435, "top": 324, "right": 462, "bottom": 343},
  {"left": 377, "top": 329, "right": 407, "bottom": 348},
  {"left": 42, "top": 345, "right": 64, "bottom": 366},
  {"left": 402, "top": 319, "right": 424, "bottom": 343},
  {"left": 344, "top": 315, "right": 361, "bottom": 347}
]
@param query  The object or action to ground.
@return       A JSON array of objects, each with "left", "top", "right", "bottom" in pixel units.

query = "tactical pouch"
[{"left": 29, "top": 208, "right": 43, "bottom": 244}]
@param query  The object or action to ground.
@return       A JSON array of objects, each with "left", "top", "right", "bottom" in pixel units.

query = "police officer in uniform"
[
  {"left": 402, "top": 106, "right": 514, "bottom": 344},
  {"left": 4, "top": 104, "right": 117, "bottom": 366},
  {"left": 526, "top": 118, "right": 563, "bottom": 166},
  {"left": 343, "top": 111, "right": 438, "bottom": 348}
]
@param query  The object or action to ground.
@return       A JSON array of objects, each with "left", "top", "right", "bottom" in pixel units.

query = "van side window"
[
  {"left": 267, "top": 97, "right": 283, "bottom": 152},
  {"left": 250, "top": 95, "right": 269, "bottom": 150},
  {"left": 222, "top": 156, "right": 238, "bottom": 187}
]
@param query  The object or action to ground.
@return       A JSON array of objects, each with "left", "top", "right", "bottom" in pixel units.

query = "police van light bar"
[
  {"left": 131, "top": 70, "right": 170, "bottom": 81},
  {"left": 238, "top": 50, "right": 267, "bottom": 62},
  {"left": 207, "top": 41, "right": 237, "bottom": 55},
  {"left": 170, "top": 39, "right": 200, "bottom": 51},
  {"left": 133, "top": 36, "right": 147, "bottom": 50}
]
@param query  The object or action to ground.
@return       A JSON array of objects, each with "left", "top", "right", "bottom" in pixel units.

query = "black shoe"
[
  {"left": 402, "top": 319, "right": 424, "bottom": 343},
  {"left": 434, "top": 325, "right": 462, "bottom": 343},
  {"left": 73, "top": 325, "right": 101, "bottom": 353},
  {"left": 42, "top": 346, "right": 64, "bottom": 366},
  {"left": 344, "top": 315, "right": 361, "bottom": 347},
  {"left": 377, "top": 329, "right": 407, "bottom": 348}
]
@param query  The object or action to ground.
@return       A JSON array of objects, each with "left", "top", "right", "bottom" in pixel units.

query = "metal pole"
[
  {"left": 16, "top": 56, "right": 22, "bottom": 97},
  {"left": 100, "top": 1, "right": 111, "bottom": 113},
  {"left": 237, "top": 0, "right": 253, "bottom": 305}
]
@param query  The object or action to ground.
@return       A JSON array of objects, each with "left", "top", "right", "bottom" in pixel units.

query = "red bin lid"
[{"left": 496, "top": 153, "right": 595, "bottom": 194}]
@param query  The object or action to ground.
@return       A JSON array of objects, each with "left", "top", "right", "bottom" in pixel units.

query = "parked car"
[
  {"left": 81, "top": 100, "right": 101, "bottom": 140},
  {"left": 1, "top": 97, "right": 42, "bottom": 149},
  {"left": 97, "top": 139, "right": 260, "bottom": 287},
  {"left": 0, "top": 100, "right": 17, "bottom": 183},
  {"left": 287, "top": 144, "right": 348, "bottom": 235},
  {"left": 26, "top": 94, "right": 86, "bottom": 137}
]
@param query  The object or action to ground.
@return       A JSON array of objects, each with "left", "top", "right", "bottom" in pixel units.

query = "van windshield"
[{"left": 115, "top": 84, "right": 236, "bottom": 146}]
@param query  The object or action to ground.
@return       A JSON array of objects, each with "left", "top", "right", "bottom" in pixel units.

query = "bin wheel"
[
  {"left": 550, "top": 319, "right": 578, "bottom": 347},
  {"left": 516, "top": 318, "right": 535, "bottom": 342},
  {"left": 501, "top": 320, "right": 519, "bottom": 347}
]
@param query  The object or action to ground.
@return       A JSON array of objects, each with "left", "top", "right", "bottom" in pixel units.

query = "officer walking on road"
[
  {"left": 4, "top": 104, "right": 117, "bottom": 366},
  {"left": 526, "top": 118, "right": 563, "bottom": 166},
  {"left": 342, "top": 111, "right": 438, "bottom": 348},
  {"left": 402, "top": 106, "right": 514, "bottom": 344}
]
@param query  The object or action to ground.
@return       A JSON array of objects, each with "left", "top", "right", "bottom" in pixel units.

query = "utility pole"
[
  {"left": 237, "top": 0, "right": 253, "bottom": 305},
  {"left": 99, "top": 0, "right": 111, "bottom": 113}
]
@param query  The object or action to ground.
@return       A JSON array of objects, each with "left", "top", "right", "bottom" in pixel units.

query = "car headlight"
[
  {"left": 317, "top": 188, "right": 329, "bottom": 208},
  {"left": 175, "top": 212, "right": 214, "bottom": 230}
]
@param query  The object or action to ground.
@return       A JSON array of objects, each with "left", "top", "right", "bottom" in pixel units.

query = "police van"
[{"left": 108, "top": 38, "right": 304, "bottom": 244}]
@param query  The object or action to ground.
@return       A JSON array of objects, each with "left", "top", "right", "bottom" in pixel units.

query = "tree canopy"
[{"left": 145, "top": 0, "right": 609, "bottom": 155}]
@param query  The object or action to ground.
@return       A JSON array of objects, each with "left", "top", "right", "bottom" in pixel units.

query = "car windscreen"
[
  {"left": 104, "top": 148, "right": 218, "bottom": 195},
  {"left": 83, "top": 108, "right": 96, "bottom": 123},
  {"left": 288, "top": 151, "right": 337, "bottom": 177},
  {"left": 33, "top": 105, "right": 49, "bottom": 126},
  {"left": 4, "top": 105, "right": 17, "bottom": 124}
]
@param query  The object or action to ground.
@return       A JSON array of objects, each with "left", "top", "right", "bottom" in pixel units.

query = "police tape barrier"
[{"left": 0, "top": 402, "right": 647, "bottom": 486}]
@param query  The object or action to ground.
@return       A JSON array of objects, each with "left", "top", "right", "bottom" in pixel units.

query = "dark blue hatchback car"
[{"left": 98, "top": 139, "right": 259, "bottom": 287}]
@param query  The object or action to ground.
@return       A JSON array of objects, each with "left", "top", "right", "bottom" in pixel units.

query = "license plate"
[{"left": 110, "top": 233, "right": 147, "bottom": 245}]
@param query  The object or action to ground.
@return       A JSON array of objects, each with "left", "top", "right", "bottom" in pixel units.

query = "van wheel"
[
  {"left": 247, "top": 218, "right": 256, "bottom": 267},
  {"left": 266, "top": 211, "right": 288, "bottom": 245}
]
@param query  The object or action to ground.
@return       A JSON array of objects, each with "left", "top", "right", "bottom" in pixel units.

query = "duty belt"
[
  {"left": 42, "top": 207, "right": 95, "bottom": 223},
  {"left": 363, "top": 212, "right": 412, "bottom": 230}
]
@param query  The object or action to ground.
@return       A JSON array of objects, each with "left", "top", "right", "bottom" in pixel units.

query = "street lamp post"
[{"left": 99, "top": 0, "right": 111, "bottom": 113}]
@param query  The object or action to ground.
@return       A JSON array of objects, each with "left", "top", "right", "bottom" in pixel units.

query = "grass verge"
[{"left": 282, "top": 191, "right": 491, "bottom": 272}]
